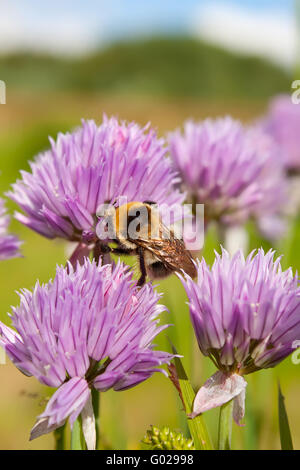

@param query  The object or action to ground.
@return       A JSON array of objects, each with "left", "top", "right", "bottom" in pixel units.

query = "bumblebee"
[{"left": 102, "top": 201, "right": 197, "bottom": 286}]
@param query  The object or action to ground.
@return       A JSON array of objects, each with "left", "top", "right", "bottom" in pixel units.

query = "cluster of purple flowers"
[
  {"left": 182, "top": 248, "right": 300, "bottom": 372},
  {"left": 0, "top": 198, "right": 21, "bottom": 260},
  {"left": 0, "top": 108, "right": 299, "bottom": 447},
  {"left": 0, "top": 260, "right": 173, "bottom": 447},
  {"left": 180, "top": 248, "right": 300, "bottom": 421},
  {"left": 262, "top": 95, "right": 300, "bottom": 172},
  {"left": 8, "top": 116, "right": 184, "bottom": 243},
  {"left": 168, "top": 117, "right": 287, "bottom": 230}
]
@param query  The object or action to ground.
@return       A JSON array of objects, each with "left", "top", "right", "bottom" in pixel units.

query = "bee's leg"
[
  {"left": 137, "top": 247, "right": 147, "bottom": 287},
  {"left": 111, "top": 246, "right": 137, "bottom": 255},
  {"left": 93, "top": 240, "right": 112, "bottom": 265}
]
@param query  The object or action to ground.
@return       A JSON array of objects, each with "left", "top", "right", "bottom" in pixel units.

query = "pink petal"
[
  {"left": 190, "top": 371, "right": 247, "bottom": 418},
  {"left": 30, "top": 377, "right": 90, "bottom": 440},
  {"left": 30, "top": 417, "right": 60, "bottom": 441},
  {"left": 81, "top": 395, "right": 96, "bottom": 450},
  {"left": 233, "top": 387, "right": 246, "bottom": 426}
]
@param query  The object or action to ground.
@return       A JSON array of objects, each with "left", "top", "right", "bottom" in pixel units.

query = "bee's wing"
[{"left": 131, "top": 225, "right": 197, "bottom": 278}]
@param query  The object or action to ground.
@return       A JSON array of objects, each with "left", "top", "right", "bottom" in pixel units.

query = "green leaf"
[
  {"left": 170, "top": 345, "right": 213, "bottom": 450},
  {"left": 278, "top": 382, "right": 294, "bottom": 450}
]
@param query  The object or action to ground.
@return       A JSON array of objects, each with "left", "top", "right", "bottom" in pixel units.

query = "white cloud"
[
  {"left": 0, "top": 0, "right": 101, "bottom": 55},
  {"left": 190, "top": 1, "right": 298, "bottom": 69}
]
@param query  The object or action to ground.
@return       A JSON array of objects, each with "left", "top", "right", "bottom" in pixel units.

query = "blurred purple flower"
[
  {"left": 262, "top": 95, "right": 300, "bottom": 171},
  {"left": 0, "top": 198, "right": 22, "bottom": 260},
  {"left": 246, "top": 126, "right": 287, "bottom": 241},
  {"left": 169, "top": 117, "right": 287, "bottom": 229},
  {"left": 180, "top": 248, "right": 300, "bottom": 423},
  {"left": 8, "top": 116, "right": 184, "bottom": 246},
  {"left": 0, "top": 259, "right": 173, "bottom": 448}
]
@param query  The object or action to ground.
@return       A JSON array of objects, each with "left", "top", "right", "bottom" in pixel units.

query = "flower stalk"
[
  {"left": 71, "top": 418, "right": 84, "bottom": 450},
  {"left": 218, "top": 399, "right": 234, "bottom": 450},
  {"left": 54, "top": 424, "right": 65, "bottom": 450},
  {"left": 92, "top": 388, "right": 100, "bottom": 449}
]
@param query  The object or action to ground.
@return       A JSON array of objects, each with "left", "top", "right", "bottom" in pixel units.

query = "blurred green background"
[{"left": 0, "top": 0, "right": 299, "bottom": 451}]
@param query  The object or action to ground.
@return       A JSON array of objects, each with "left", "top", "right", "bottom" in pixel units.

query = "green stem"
[
  {"left": 92, "top": 388, "right": 100, "bottom": 449},
  {"left": 71, "top": 418, "right": 84, "bottom": 450},
  {"left": 54, "top": 423, "right": 65, "bottom": 450},
  {"left": 218, "top": 399, "right": 233, "bottom": 450}
]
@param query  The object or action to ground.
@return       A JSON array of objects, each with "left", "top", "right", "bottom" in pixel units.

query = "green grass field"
[{"left": 0, "top": 90, "right": 299, "bottom": 450}]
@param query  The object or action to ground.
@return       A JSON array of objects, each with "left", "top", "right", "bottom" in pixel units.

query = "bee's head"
[
  {"left": 115, "top": 202, "right": 159, "bottom": 240},
  {"left": 97, "top": 201, "right": 160, "bottom": 242}
]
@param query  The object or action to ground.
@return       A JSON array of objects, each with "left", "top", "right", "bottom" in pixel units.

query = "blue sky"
[
  {"left": 19, "top": 0, "right": 294, "bottom": 42},
  {"left": 0, "top": 0, "right": 297, "bottom": 68}
]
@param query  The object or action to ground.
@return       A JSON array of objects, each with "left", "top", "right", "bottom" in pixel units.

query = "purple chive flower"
[
  {"left": 0, "top": 198, "right": 22, "bottom": 260},
  {"left": 169, "top": 117, "right": 286, "bottom": 228},
  {"left": 262, "top": 95, "right": 300, "bottom": 172},
  {"left": 0, "top": 259, "right": 173, "bottom": 449},
  {"left": 8, "top": 116, "right": 184, "bottom": 246},
  {"left": 246, "top": 127, "right": 287, "bottom": 240},
  {"left": 180, "top": 248, "right": 300, "bottom": 423}
]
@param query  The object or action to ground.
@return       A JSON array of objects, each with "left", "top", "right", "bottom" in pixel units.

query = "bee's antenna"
[{"left": 143, "top": 200, "right": 157, "bottom": 206}]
